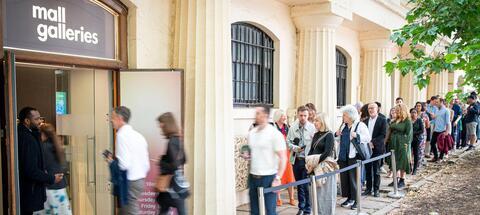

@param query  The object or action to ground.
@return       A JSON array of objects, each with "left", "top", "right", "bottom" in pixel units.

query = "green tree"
[{"left": 385, "top": 0, "right": 480, "bottom": 98}]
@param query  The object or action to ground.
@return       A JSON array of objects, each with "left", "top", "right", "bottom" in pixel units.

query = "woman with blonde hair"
[
  {"left": 272, "top": 109, "right": 296, "bottom": 206},
  {"left": 39, "top": 123, "right": 72, "bottom": 215},
  {"left": 387, "top": 104, "right": 413, "bottom": 188},
  {"left": 307, "top": 112, "right": 338, "bottom": 214}
]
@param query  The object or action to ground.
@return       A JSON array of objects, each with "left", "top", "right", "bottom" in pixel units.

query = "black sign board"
[{"left": 3, "top": 0, "right": 116, "bottom": 60}]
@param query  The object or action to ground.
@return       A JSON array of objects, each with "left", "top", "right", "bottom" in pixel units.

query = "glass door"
[
  {"left": 55, "top": 68, "right": 114, "bottom": 215},
  {"left": 13, "top": 64, "right": 113, "bottom": 214}
]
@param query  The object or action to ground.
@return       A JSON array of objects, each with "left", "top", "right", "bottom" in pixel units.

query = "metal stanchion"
[
  {"left": 258, "top": 187, "right": 266, "bottom": 215},
  {"left": 310, "top": 175, "right": 318, "bottom": 215},
  {"left": 387, "top": 150, "right": 405, "bottom": 198}
]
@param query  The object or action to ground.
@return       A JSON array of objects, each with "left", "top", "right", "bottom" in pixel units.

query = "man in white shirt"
[
  {"left": 247, "top": 105, "right": 287, "bottom": 215},
  {"left": 111, "top": 106, "right": 150, "bottom": 215},
  {"left": 362, "top": 103, "right": 387, "bottom": 197}
]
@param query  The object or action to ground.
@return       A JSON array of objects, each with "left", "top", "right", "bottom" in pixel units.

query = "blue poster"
[{"left": 56, "top": 92, "right": 67, "bottom": 115}]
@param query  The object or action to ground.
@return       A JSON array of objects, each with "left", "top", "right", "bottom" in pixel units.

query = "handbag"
[{"left": 351, "top": 122, "right": 372, "bottom": 160}]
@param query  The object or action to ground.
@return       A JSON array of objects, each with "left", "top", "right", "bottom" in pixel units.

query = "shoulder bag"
[{"left": 351, "top": 122, "right": 372, "bottom": 160}]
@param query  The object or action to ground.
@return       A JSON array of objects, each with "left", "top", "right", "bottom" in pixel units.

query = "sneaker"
[
  {"left": 398, "top": 179, "right": 405, "bottom": 188},
  {"left": 351, "top": 202, "right": 357, "bottom": 210},
  {"left": 466, "top": 145, "right": 475, "bottom": 151},
  {"left": 341, "top": 199, "right": 354, "bottom": 208},
  {"left": 362, "top": 190, "right": 372, "bottom": 196}
]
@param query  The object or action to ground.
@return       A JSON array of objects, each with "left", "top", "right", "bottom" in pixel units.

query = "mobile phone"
[{"left": 102, "top": 149, "right": 112, "bottom": 159}]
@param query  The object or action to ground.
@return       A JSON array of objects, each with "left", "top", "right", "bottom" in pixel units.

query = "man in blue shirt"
[{"left": 428, "top": 96, "right": 451, "bottom": 162}]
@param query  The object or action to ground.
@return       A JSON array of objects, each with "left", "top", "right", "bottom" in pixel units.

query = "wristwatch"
[{"left": 275, "top": 175, "right": 281, "bottom": 181}]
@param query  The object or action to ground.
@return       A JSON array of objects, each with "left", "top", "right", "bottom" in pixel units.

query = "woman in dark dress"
[
  {"left": 156, "top": 113, "right": 187, "bottom": 215},
  {"left": 308, "top": 112, "right": 337, "bottom": 214}
]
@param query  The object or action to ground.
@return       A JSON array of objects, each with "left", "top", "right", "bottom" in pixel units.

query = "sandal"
[{"left": 289, "top": 199, "right": 296, "bottom": 206}]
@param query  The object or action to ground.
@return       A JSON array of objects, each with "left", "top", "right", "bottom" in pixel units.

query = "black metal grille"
[
  {"left": 336, "top": 49, "right": 348, "bottom": 107},
  {"left": 231, "top": 23, "right": 274, "bottom": 107}
]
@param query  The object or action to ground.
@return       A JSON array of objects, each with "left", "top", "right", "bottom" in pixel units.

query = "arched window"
[
  {"left": 336, "top": 49, "right": 348, "bottom": 107},
  {"left": 231, "top": 23, "right": 274, "bottom": 106}
]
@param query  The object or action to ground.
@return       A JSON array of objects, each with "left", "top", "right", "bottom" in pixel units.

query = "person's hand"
[
  {"left": 105, "top": 154, "right": 113, "bottom": 163},
  {"left": 454, "top": 121, "right": 458, "bottom": 126},
  {"left": 369, "top": 142, "right": 374, "bottom": 149},
  {"left": 444, "top": 131, "right": 449, "bottom": 136},
  {"left": 272, "top": 177, "right": 281, "bottom": 188},
  {"left": 335, "top": 130, "right": 341, "bottom": 136},
  {"left": 351, "top": 132, "right": 357, "bottom": 139},
  {"left": 54, "top": 173, "right": 64, "bottom": 184}
]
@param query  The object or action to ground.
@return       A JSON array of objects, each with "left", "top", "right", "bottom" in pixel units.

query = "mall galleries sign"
[{"left": 3, "top": 0, "right": 116, "bottom": 60}]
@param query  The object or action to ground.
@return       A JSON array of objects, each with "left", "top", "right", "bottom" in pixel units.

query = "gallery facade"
[{"left": 1, "top": 0, "right": 465, "bottom": 214}]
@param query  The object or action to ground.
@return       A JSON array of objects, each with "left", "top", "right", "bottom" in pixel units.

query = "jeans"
[
  {"left": 293, "top": 158, "right": 311, "bottom": 213},
  {"left": 248, "top": 174, "right": 277, "bottom": 215},
  {"left": 411, "top": 140, "right": 421, "bottom": 173}
]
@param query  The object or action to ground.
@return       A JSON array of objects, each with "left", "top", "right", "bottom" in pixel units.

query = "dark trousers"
[
  {"left": 411, "top": 140, "right": 421, "bottom": 173},
  {"left": 293, "top": 158, "right": 310, "bottom": 213},
  {"left": 157, "top": 192, "right": 187, "bottom": 215},
  {"left": 461, "top": 126, "right": 468, "bottom": 148},
  {"left": 248, "top": 174, "right": 276, "bottom": 215},
  {"left": 338, "top": 158, "right": 358, "bottom": 201},
  {"left": 365, "top": 155, "right": 381, "bottom": 192},
  {"left": 430, "top": 131, "right": 445, "bottom": 160}
]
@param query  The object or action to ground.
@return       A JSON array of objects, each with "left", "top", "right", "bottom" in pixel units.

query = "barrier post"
[
  {"left": 258, "top": 187, "right": 266, "bottom": 215},
  {"left": 387, "top": 150, "right": 405, "bottom": 198},
  {"left": 310, "top": 175, "right": 318, "bottom": 215}
]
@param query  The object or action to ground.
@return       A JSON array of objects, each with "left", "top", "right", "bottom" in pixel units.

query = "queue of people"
[{"left": 246, "top": 91, "right": 480, "bottom": 215}]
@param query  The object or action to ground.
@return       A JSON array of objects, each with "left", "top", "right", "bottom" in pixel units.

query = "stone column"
[
  {"left": 360, "top": 35, "right": 395, "bottom": 114},
  {"left": 174, "top": 0, "right": 235, "bottom": 214},
  {"left": 400, "top": 73, "right": 427, "bottom": 108},
  {"left": 427, "top": 72, "right": 449, "bottom": 98},
  {"left": 293, "top": 12, "right": 343, "bottom": 128}
]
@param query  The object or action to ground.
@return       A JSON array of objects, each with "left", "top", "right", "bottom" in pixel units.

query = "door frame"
[{"left": 2, "top": 50, "right": 20, "bottom": 214}]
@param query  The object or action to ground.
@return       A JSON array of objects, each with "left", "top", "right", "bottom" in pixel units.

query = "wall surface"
[
  {"left": 126, "top": 0, "right": 174, "bottom": 68},
  {"left": 231, "top": 0, "right": 297, "bottom": 138}
]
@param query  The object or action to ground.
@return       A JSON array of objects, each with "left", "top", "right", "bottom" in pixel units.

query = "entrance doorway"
[{"left": 15, "top": 64, "right": 114, "bottom": 214}]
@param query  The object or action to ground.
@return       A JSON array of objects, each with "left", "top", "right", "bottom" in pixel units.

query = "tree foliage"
[{"left": 385, "top": 0, "right": 480, "bottom": 96}]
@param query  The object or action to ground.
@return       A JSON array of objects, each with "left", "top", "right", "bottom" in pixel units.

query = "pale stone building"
[{"left": 120, "top": 0, "right": 462, "bottom": 214}]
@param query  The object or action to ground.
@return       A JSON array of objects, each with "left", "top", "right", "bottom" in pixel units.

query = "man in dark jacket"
[
  {"left": 362, "top": 103, "right": 387, "bottom": 197},
  {"left": 18, "top": 107, "right": 63, "bottom": 214}
]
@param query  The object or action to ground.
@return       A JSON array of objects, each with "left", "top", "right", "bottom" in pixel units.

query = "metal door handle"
[{"left": 87, "top": 135, "right": 96, "bottom": 185}]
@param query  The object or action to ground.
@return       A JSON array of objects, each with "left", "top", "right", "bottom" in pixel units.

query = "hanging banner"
[{"left": 120, "top": 70, "right": 184, "bottom": 214}]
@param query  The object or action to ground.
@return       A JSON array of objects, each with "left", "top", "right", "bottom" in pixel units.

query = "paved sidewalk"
[{"left": 237, "top": 147, "right": 475, "bottom": 215}]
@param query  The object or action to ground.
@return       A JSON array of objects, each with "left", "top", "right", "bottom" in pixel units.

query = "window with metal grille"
[
  {"left": 231, "top": 23, "right": 274, "bottom": 107},
  {"left": 336, "top": 49, "right": 348, "bottom": 107}
]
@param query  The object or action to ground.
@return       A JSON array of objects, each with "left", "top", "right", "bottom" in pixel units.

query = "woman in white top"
[{"left": 335, "top": 105, "right": 371, "bottom": 210}]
